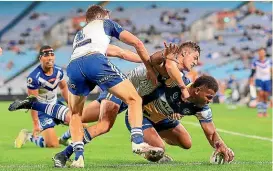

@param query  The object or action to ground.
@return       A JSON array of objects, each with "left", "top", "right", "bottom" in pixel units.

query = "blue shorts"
[
  {"left": 125, "top": 112, "right": 180, "bottom": 132},
  {"left": 67, "top": 54, "right": 127, "bottom": 96},
  {"left": 255, "top": 79, "right": 272, "bottom": 93},
  {"left": 38, "top": 100, "right": 65, "bottom": 131},
  {"left": 97, "top": 91, "right": 128, "bottom": 113}
]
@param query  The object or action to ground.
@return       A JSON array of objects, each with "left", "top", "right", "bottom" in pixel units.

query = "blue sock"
[
  {"left": 73, "top": 142, "right": 84, "bottom": 160},
  {"left": 262, "top": 102, "right": 268, "bottom": 114},
  {"left": 29, "top": 135, "right": 45, "bottom": 148},
  {"left": 83, "top": 128, "right": 92, "bottom": 144},
  {"left": 32, "top": 102, "right": 69, "bottom": 122},
  {"left": 131, "top": 127, "right": 144, "bottom": 144},
  {"left": 60, "top": 129, "right": 71, "bottom": 141},
  {"left": 61, "top": 144, "right": 74, "bottom": 158},
  {"left": 257, "top": 102, "right": 263, "bottom": 114}
]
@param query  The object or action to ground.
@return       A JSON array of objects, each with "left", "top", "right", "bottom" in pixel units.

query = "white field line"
[
  {"left": 0, "top": 161, "right": 272, "bottom": 168},
  {"left": 183, "top": 121, "right": 273, "bottom": 142}
]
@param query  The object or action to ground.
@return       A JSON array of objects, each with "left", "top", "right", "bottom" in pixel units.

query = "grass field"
[{"left": 0, "top": 102, "right": 272, "bottom": 171}]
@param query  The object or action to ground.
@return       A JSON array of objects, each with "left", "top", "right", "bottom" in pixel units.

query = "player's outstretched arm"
[
  {"left": 27, "top": 89, "right": 41, "bottom": 137},
  {"left": 200, "top": 121, "right": 234, "bottom": 163},
  {"left": 119, "top": 30, "right": 157, "bottom": 85},
  {"left": 106, "top": 44, "right": 142, "bottom": 63},
  {"left": 0, "top": 47, "right": 2, "bottom": 55},
  {"left": 164, "top": 43, "right": 189, "bottom": 99}
]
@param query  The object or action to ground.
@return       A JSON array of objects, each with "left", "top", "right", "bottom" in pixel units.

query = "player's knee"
[
  {"left": 181, "top": 140, "right": 192, "bottom": 149},
  {"left": 180, "top": 138, "right": 192, "bottom": 149},
  {"left": 105, "top": 101, "right": 120, "bottom": 112},
  {"left": 157, "top": 142, "right": 165, "bottom": 151},
  {"left": 99, "top": 121, "right": 113, "bottom": 134},
  {"left": 126, "top": 94, "right": 142, "bottom": 106}
]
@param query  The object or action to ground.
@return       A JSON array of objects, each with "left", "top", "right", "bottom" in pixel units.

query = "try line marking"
[
  {"left": 0, "top": 161, "right": 272, "bottom": 168},
  {"left": 183, "top": 121, "right": 273, "bottom": 142}
]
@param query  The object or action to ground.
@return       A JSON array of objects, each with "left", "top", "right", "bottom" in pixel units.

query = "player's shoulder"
[
  {"left": 28, "top": 65, "right": 42, "bottom": 80},
  {"left": 195, "top": 105, "right": 212, "bottom": 122},
  {"left": 252, "top": 58, "right": 259, "bottom": 63},
  {"left": 54, "top": 65, "right": 64, "bottom": 72},
  {"left": 266, "top": 58, "right": 272, "bottom": 64}
]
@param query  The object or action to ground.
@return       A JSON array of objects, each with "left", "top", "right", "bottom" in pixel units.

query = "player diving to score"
[
  {"left": 9, "top": 41, "right": 213, "bottom": 166},
  {"left": 60, "top": 4, "right": 195, "bottom": 167},
  {"left": 10, "top": 74, "right": 235, "bottom": 165}
]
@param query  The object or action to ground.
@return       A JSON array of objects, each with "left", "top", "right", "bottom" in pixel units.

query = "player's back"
[
  {"left": 27, "top": 65, "right": 64, "bottom": 104},
  {"left": 252, "top": 58, "right": 272, "bottom": 81},
  {"left": 71, "top": 19, "right": 123, "bottom": 61}
]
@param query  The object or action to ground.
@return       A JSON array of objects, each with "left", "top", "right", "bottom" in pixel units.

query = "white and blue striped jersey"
[
  {"left": 71, "top": 19, "right": 124, "bottom": 61},
  {"left": 251, "top": 58, "right": 272, "bottom": 81},
  {"left": 27, "top": 65, "right": 64, "bottom": 104}
]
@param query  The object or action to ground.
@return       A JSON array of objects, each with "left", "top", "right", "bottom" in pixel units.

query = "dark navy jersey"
[
  {"left": 27, "top": 65, "right": 64, "bottom": 103},
  {"left": 142, "top": 81, "right": 212, "bottom": 123}
]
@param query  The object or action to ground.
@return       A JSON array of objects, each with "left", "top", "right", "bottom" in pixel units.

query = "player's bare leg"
[
  {"left": 68, "top": 92, "right": 86, "bottom": 168},
  {"left": 142, "top": 124, "right": 191, "bottom": 163},
  {"left": 108, "top": 79, "right": 164, "bottom": 155},
  {"left": 81, "top": 100, "right": 104, "bottom": 123},
  {"left": 41, "top": 128, "right": 60, "bottom": 148},
  {"left": 142, "top": 127, "right": 165, "bottom": 162},
  {"left": 263, "top": 91, "right": 269, "bottom": 117},
  {"left": 143, "top": 128, "right": 165, "bottom": 150},
  {"left": 159, "top": 124, "right": 192, "bottom": 149},
  {"left": 257, "top": 90, "right": 264, "bottom": 117},
  {"left": 86, "top": 100, "right": 119, "bottom": 138}
]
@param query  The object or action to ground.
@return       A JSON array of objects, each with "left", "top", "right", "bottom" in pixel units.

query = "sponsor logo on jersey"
[
  {"left": 173, "top": 92, "right": 179, "bottom": 99},
  {"left": 182, "top": 108, "right": 191, "bottom": 115},
  {"left": 27, "top": 77, "right": 33, "bottom": 84},
  {"left": 48, "top": 78, "right": 56, "bottom": 83},
  {"left": 68, "top": 81, "right": 76, "bottom": 90},
  {"left": 40, "top": 118, "right": 53, "bottom": 127}
]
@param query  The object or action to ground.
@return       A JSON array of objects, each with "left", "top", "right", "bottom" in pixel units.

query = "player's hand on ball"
[
  {"left": 215, "top": 141, "right": 234, "bottom": 163},
  {"left": 227, "top": 148, "right": 235, "bottom": 163}
]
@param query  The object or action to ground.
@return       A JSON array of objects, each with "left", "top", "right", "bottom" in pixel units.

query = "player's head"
[
  {"left": 257, "top": 47, "right": 266, "bottom": 60},
  {"left": 86, "top": 5, "right": 110, "bottom": 23},
  {"left": 39, "top": 45, "right": 55, "bottom": 69},
  {"left": 189, "top": 75, "right": 218, "bottom": 107},
  {"left": 176, "top": 41, "right": 200, "bottom": 72}
]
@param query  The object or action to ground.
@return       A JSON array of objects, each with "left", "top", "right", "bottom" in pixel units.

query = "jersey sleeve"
[
  {"left": 251, "top": 60, "right": 257, "bottom": 69},
  {"left": 195, "top": 105, "right": 212, "bottom": 123},
  {"left": 103, "top": 19, "right": 124, "bottom": 40},
  {"left": 26, "top": 75, "right": 39, "bottom": 90},
  {"left": 59, "top": 69, "right": 64, "bottom": 81}
]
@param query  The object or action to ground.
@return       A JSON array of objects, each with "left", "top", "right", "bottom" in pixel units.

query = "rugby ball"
[{"left": 210, "top": 151, "right": 225, "bottom": 164}]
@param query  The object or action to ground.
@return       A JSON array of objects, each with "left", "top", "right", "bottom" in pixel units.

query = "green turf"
[{"left": 0, "top": 102, "right": 272, "bottom": 171}]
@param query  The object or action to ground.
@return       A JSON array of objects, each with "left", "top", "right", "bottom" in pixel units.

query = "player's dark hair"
[
  {"left": 193, "top": 75, "right": 219, "bottom": 92},
  {"left": 86, "top": 5, "right": 109, "bottom": 23},
  {"left": 39, "top": 45, "right": 53, "bottom": 59},
  {"left": 39, "top": 45, "right": 53, "bottom": 54},
  {"left": 178, "top": 41, "right": 201, "bottom": 55}
]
